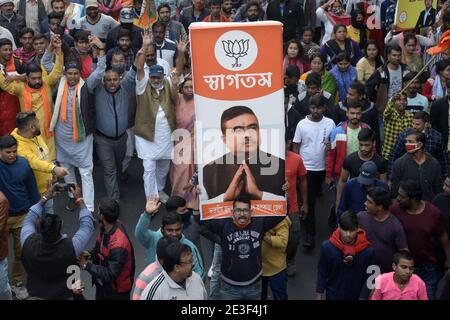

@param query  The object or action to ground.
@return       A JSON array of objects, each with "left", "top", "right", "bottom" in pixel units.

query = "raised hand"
[
  {"left": 177, "top": 36, "right": 188, "bottom": 53},
  {"left": 145, "top": 198, "right": 161, "bottom": 216},
  {"left": 142, "top": 28, "right": 153, "bottom": 48}
]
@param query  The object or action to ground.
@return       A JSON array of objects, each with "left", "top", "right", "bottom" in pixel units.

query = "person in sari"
[
  {"left": 170, "top": 77, "right": 197, "bottom": 209},
  {"left": 300, "top": 53, "right": 338, "bottom": 101}
]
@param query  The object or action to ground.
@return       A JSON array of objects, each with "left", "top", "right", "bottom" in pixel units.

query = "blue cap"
[
  {"left": 357, "top": 161, "right": 378, "bottom": 185},
  {"left": 149, "top": 65, "right": 164, "bottom": 77}
]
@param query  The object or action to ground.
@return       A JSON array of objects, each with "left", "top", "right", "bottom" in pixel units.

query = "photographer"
[{"left": 20, "top": 181, "right": 95, "bottom": 300}]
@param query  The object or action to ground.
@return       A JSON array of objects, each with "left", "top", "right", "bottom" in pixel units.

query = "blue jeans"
[
  {"left": 219, "top": 279, "right": 262, "bottom": 300},
  {"left": 415, "top": 263, "right": 438, "bottom": 300},
  {"left": 0, "top": 258, "right": 12, "bottom": 300},
  {"left": 261, "top": 269, "right": 288, "bottom": 300},
  {"left": 209, "top": 243, "right": 222, "bottom": 300}
]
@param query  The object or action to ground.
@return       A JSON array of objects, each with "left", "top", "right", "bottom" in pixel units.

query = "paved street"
[{"left": 9, "top": 157, "right": 336, "bottom": 300}]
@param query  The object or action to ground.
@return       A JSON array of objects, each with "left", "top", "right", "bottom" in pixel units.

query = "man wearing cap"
[
  {"left": 135, "top": 29, "right": 179, "bottom": 203},
  {"left": 0, "top": 34, "right": 64, "bottom": 161},
  {"left": 106, "top": 7, "right": 143, "bottom": 52},
  {"left": 47, "top": 37, "right": 104, "bottom": 213},
  {"left": 0, "top": 0, "right": 26, "bottom": 46},
  {"left": 336, "top": 161, "right": 389, "bottom": 224},
  {"left": 74, "top": 0, "right": 119, "bottom": 42}
]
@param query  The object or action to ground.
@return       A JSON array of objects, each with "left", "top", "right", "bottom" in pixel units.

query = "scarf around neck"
[
  {"left": 329, "top": 228, "right": 370, "bottom": 257},
  {"left": 23, "top": 83, "right": 53, "bottom": 138}
]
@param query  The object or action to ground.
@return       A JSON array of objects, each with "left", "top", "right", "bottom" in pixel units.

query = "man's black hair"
[
  {"left": 48, "top": 11, "right": 64, "bottom": 21},
  {"left": 33, "top": 33, "right": 48, "bottom": 42},
  {"left": 16, "top": 111, "right": 37, "bottom": 130},
  {"left": 285, "top": 64, "right": 300, "bottom": 79},
  {"left": 99, "top": 198, "right": 120, "bottom": 224},
  {"left": 339, "top": 211, "right": 359, "bottom": 231},
  {"left": 162, "top": 210, "right": 183, "bottom": 227},
  {"left": 25, "top": 61, "right": 42, "bottom": 75},
  {"left": 220, "top": 105, "right": 257, "bottom": 134},
  {"left": 406, "top": 130, "right": 426, "bottom": 147},
  {"left": 19, "top": 27, "right": 35, "bottom": 39},
  {"left": 367, "top": 187, "right": 392, "bottom": 210},
  {"left": 393, "top": 250, "right": 414, "bottom": 265},
  {"left": 347, "top": 100, "right": 363, "bottom": 111},
  {"left": 387, "top": 44, "right": 402, "bottom": 55},
  {"left": 73, "top": 30, "right": 89, "bottom": 43},
  {"left": 156, "top": 236, "right": 178, "bottom": 262},
  {"left": 357, "top": 127, "right": 376, "bottom": 142},
  {"left": 157, "top": 2, "right": 171, "bottom": 13},
  {"left": 166, "top": 196, "right": 186, "bottom": 212},
  {"left": 233, "top": 194, "right": 252, "bottom": 208},
  {"left": 305, "top": 72, "right": 321, "bottom": 87},
  {"left": 0, "top": 38, "right": 12, "bottom": 48},
  {"left": 162, "top": 242, "right": 192, "bottom": 273},
  {"left": 309, "top": 94, "right": 326, "bottom": 107},
  {"left": 152, "top": 20, "right": 166, "bottom": 31},
  {"left": 399, "top": 180, "right": 423, "bottom": 201},
  {"left": 0, "top": 135, "right": 17, "bottom": 149},
  {"left": 40, "top": 214, "right": 62, "bottom": 243},
  {"left": 210, "top": 0, "right": 223, "bottom": 6},
  {"left": 413, "top": 111, "right": 430, "bottom": 123},
  {"left": 348, "top": 81, "right": 366, "bottom": 96},
  {"left": 245, "top": 0, "right": 261, "bottom": 13},
  {"left": 117, "top": 28, "right": 132, "bottom": 41}
]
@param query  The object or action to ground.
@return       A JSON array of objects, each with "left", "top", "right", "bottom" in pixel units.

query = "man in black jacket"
[
  {"left": 266, "top": 0, "right": 305, "bottom": 42},
  {"left": 415, "top": 0, "right": 436, "bottom": 33},
  {"left": 430, "top": 78, "right": 450, "bottom": 154},
  {"left": 79, "top": 198, "right": 135, "bottom": 300},
  {"left": 106, "top": 8, "right": 143, "bottom": 52}
]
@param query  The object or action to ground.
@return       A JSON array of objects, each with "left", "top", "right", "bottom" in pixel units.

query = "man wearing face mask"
[
  {"left": 135, "top": 29, "right": 180, "bottom": 203},
  {"left": 89, "top": 42, "right": 137, "bottom": 203},
  {"left": 106, "top": 29, "right": 137, "bottom": 70},
  {"left": 389, "top": 111, "right": 447, "bottom": 178},
  {"left": 391, "top": 130, "right": 443, "bottom": 201}
]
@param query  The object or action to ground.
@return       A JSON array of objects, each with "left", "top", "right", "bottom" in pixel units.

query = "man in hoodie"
[{"left": 316, "top": 210, "right": 374, "bottom": 300}]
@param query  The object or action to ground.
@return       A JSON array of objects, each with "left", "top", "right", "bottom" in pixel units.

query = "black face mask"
[{"left": 180, "top": 209, "right": 193, "bottom": 223}]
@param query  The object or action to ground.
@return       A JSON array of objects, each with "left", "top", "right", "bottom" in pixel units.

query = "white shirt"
[
  {"left": 388, "top": 66, "right": 402, "bottom": 100},
  {"left": 135, "top": 73, "right": 173, "bottom": 160},
  {"left": 141, "top": 269, "right": 207, "bottom": 300},
  {"left": 293, "top": 116, "right": 336, "bottom": 171}
]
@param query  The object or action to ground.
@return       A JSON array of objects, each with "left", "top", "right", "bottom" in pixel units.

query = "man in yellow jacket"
[
  {"left": 11, "top": 112, "right": 68, "bottom": 214},
  {"left": 0, "top": 35, "right": 64, "bottom": 161},
  {"left": 261, "top": 216, "right": 291, "bottom": 300}
]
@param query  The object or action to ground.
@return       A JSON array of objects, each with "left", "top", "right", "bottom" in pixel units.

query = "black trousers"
[{"left": 303, "top": 170, "right": 325, "bottom": 236}]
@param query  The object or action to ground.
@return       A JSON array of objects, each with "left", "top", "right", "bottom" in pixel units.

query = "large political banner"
[
  {"left": 190, "top": 22, "right": 287, "bottom": 220},
  {"left": 394, "top": 0, "right": 438, "bottom": 31}
]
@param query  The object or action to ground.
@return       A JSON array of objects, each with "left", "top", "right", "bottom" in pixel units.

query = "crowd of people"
[{"left": 0, "top": 0, "right": 450, "bottom": 301}]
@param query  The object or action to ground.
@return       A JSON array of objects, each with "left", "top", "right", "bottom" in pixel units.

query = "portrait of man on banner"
[{"left": 202, "top": 105, "right": 285, "bottom": 204}]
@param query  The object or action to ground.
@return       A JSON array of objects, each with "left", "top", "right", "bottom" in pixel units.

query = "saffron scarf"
[
  {"left": 60, "top": 82, "right": 85, "bottom": 143},
  {"left": 329, "top": 228, "right": 370, "bottom": 257},
  {"left": 23, "top": 83, "right": 53, "bottom": 138},
  {"left": 5, "top": 57, "right": 15, "bottom": 73}
]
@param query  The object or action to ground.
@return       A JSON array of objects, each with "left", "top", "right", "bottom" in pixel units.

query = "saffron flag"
[{"left": 138, "top": 0, "right": 157, "bottom": 29}]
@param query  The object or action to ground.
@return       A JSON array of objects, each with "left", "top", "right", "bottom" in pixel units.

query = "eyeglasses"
[{"left": 232, "top": 208, "right": 250, "bottom": 214}]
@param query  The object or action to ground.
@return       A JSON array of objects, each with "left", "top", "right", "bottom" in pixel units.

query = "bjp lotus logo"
[
  {"left": 215, "top": 31, "right": 258, "bottom": 71},
  {"left": 222, "top": 39, "right": 250, "bottom": 68}
]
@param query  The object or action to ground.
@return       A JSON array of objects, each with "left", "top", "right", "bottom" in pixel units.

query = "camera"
[{"left": 54, "top": 183, "right": 76, "bottom": 192}]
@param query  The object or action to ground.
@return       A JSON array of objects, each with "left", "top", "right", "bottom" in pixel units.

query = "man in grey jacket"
[{"left": 89, "top": 52, "right": 137, "bottom": 202}]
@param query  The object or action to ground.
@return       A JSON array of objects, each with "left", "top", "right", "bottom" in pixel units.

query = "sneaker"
[
  {"left": 65, "top": 197, "right": 77, "bottom": 211},
  {"left": 159, "top": 191, "right": 170, "bottom": 204},
  {"left": 11, "top": 282, "right": 29, "bottom": 300},
  {"left": 287, "top": 262, "right": 297, "bottom": 277},
  {"left": 207, "top": 265, "right": 213, "bottom": 278}
]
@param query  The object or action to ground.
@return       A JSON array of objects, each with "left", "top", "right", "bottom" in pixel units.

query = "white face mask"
[{"left": 150, "top": 82, "right": 163, "bottom": 90}]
